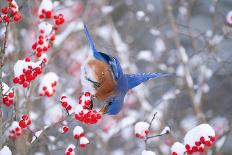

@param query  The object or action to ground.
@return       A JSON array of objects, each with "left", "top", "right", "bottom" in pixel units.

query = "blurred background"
[{"left": 1, "top": 0, "right": 232, "bottom": 154}]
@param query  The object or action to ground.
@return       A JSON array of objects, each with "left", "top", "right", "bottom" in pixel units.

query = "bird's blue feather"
[
  {"left": 125, "top": 72, "right": 174, "bottom": 90},
  {"left": 84, "top": 24, "right": 121, "bottom": 80}
]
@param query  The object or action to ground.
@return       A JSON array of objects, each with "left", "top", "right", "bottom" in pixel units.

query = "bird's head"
[{"left": 99, "top": 95, "right": 125, "bottom": 115}]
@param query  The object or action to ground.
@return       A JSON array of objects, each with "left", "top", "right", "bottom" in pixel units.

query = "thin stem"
[{"left": 0, "top": 22, "right": 9, "bottom": 149}]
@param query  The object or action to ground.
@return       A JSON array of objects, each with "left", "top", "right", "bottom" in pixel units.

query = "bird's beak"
[{"left": 99, "top": 104, "right": 109, "bottom": 114}]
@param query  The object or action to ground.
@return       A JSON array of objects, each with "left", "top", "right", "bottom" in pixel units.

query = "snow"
[
  {"left": 141, "top": 150, "right": 156, "bottom": 155},
  {"left": 44, "top": 105, "right": 62, "bottom": 125},
  {"left": 0, "top": 146, "right": 12, "bottom": 155},
  {"left": 226, "top": 10, "right": 232, "bottom": 25},
  {"left": 73, "top": 126, "right": 84, "bottom": 135},
  {"left": 171, "top": 142, "right": 185, "bottom": 155},
  {"left": 160, "top": 126, "right": 170, "bottom": 135},
  {"left": 31, "top": 130, "right": 43, "bottom": 143},
  {"left": 184, "top": 124, "right": 215, "bottom": 147},
  {"left": 134, "top": 121, "right": 149, "bottom": 137},
  {"left": 2, "top": 82, "right": 10, "bottom": 94},
  {"left": 38, "top": 72, "right": 58, "bottom": 96},
  {"left": 101, "top": 6, "right": 114, "bottom": 14},
  {"left": 154, "top": 38, "right": 166, "bottom": 53},
  {"left": 179, "top": 47, "right": 188, "bottom": 63},
  {"left": 136, "top": 11, "right": 145, "bottom": 20},
  {"left": 65, "top": 144, "right": 75, "bottom": 155},
  {"left": 38, "top": 22, "right": 53, "bottom": 36},
  {"left": 38, "top": 0, "right": 53, "bottom": 15},
  {"left": 137, "top": 50, "right": 154, "bottom": 62},
  {"left": 80, "top": 137, "right": 89, "bottom": 145}
]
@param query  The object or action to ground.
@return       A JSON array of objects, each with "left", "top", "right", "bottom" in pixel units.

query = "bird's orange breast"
[{"left": 87, "top": 59, "right": 117, "bottom": 103}]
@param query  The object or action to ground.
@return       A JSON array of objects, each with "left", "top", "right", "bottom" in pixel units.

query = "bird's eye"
[{"left": 108, "top": 101, "right": 112, "bottom": 105}]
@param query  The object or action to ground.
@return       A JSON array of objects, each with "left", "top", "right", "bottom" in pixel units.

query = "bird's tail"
[
  {"left": 83, "top": 25, "right": 104, "bottom": 61},
  {"left": 125, "top": 72, "right": 175, "bottom": 90}
]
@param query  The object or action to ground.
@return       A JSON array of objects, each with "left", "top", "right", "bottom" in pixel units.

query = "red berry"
[
  {"left": 25, "top": 57, "right": 30, "bottom": 62},
  {"left": 62, "top": 126, "right": 69, "bottom": 133},
  {"left": 19, "top": 120, "right": 27, "bottom": 128},
  {"left": 13, "top": 13, "right": 22, "bottom": 22}
]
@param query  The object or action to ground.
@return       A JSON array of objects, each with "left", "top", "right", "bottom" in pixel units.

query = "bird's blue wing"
[
  {"left": 84, "top": 24, "right": 120, "bottom": 80},
  {"left": 125, "top": 72, "right": 175, "bottom": 89},
  {"left": 84, "top": 25, "right": 106, "bottom": 62}
]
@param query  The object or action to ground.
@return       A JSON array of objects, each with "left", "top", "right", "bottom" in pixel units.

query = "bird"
[{"left": 81, "top": 25, "right": 173, "bottom": 115}]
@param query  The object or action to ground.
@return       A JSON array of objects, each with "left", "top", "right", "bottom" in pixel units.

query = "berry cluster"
[
  {"left": 73, "top": 126, "right": 89, "bottom": 148},
  {"left": 65, "top": 144, "right": 75, "bottom": 155},
  {"left": 60, "top": 96, "right": 72, "bottom": 112},
  {"left": 2, "top": 82, "right": 14, "bottom": 107},
  {"left": 13, "top": 58, "right": 46, "bottom": 88},
  {"left": 7, "top": 121, "right": 21, "bottom": 139},
  {"left": 184, "top": 136, "right": 216, "bottom": 154},
  {"left": 78, "top": 92, "right": 92, "bottom": 109},
  {"left": 134, "top": 122, "right": 150, "bottom": 139},
  {"left": 75, "top": 110, "right": 102, "bottom": 125},
  {"left": 38, "top": 72, "right": 58, "bottom": 97},
  {"left": 32, "top": 22, "right": 55, "bottom": 57},
  {"left": 38, "top": 0, "right": 53, "bottom": 19},
  {"left": 19, "top": 115, "right": 31, "bottom": 129},
  {"left": 171, "top": 124, "right": 216, "bottom": 155},
  {"left": 74, "top": 92, "right": 102, "bottom": 124},
  {"left": 54, "top": 13, "right": 65, "bottom": 28},
  {"left": 0, "top": 0, "right": 22, "bottom": 23},
  {"left": 32, "top": 0, "right": 65, "bottom": 57}
]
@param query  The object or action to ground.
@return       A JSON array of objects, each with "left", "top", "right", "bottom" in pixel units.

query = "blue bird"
[{"left": 81, "top": 25, "right": 173, "bottom": 115}]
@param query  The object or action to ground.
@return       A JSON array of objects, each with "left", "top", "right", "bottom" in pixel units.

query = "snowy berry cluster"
[
  {"left": 75, "top": 92, "right": 102, "bottom": 124},
  {"left": 171, "top": 124, "right": 216, "bottom": 155},
  {"left": 0, "top": 0, "right": 22, "bottom": 23},
  {"left": 13, "top": 57, "right": 47, "bottom": 88},
  {"left": 32, "top": 0, "right": 65, "bottom": 57},
  {"left": 7, "top": 121, "right": 21, "bottom": 139},
  {"left": 32, "top": 22, "right": 55, "bottom": 57},
  {"left": 60, "top": 95, "right": 72, "bottom": 112},
  {"left": 65, "top": 144, "right": 75, "bottom": 155},
  {"left": 38, "top": 72, "right": 58, "bottom": 97},
  {"left": 73, "top": 126, "right": 89, "bottom": 148},
  {"left": 2, "top": 82, "right": 14, "bottom": 107},
  {"left": 134, "top": 121, "right": 150, "bottom": 139},
  {"left": 19, "top": 114, "right": 31, "bottom": 129}
]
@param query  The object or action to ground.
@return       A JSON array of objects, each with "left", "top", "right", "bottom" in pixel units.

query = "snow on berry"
[
  {"left": 134, "top": 121, "right": 150, "bottom": 139},
  {"left": 60, "top": 95, "right": 73, "bottom": 112},
  {"left": 38, "top": 0, "right": 53, "bottom": 19},
  {"left": 13, "top": 59, "right": 45, "bottom": 87},
  {"left": 19, "top": 114, "right": 31, "bottom": 129},
  {"left": 39, "top": 21, "right": 53, "bottom": 36},
  {"left": 0, "top": 145, "right": 12, "bottom": 155},
  {"left": 38, "top": 72, "right": 58, "bottom": 97},
  {"left": 2, "top": 82, "right": 14, "bottom": 107},
  {"left": 0, "top": 0, "right": 22, "bottom": 23},
  {"left": 7, "top": 121, "right": 21, "bottom": 139},
  {"left": 79, "top": 136, "right": 89, "bottom": 148},
  {"left": 32, "top": 22, "right": 55, "bottom": 57},
  {"left": 78, "top": 92, "right": 92, "bottom": 109},
  {"left": 160, "top": 126, "right": 170, "bottom": 135},
  {"left": 73, "top": 126, "right": 84, "bottom": 139},
  {"left": 141, "top": 150, "right": 156, "bottom": 155},
  {"left": 65, "top": 144, "right": 75, "bottom": 155},
  {"left": 226, "top": 10, "right": 232, "bottom": 26},
  {"left": 59, "top": 125, "right": 69, "bottom": 133},
  {"left": 171, "top": 124, "right": 216, "bottom": 155},
  {"left": 73, "top": 92, "right": 101, "bottom": 124},
  {"left": 171, "top": 142, "right": 186, "bottom": 155}
]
